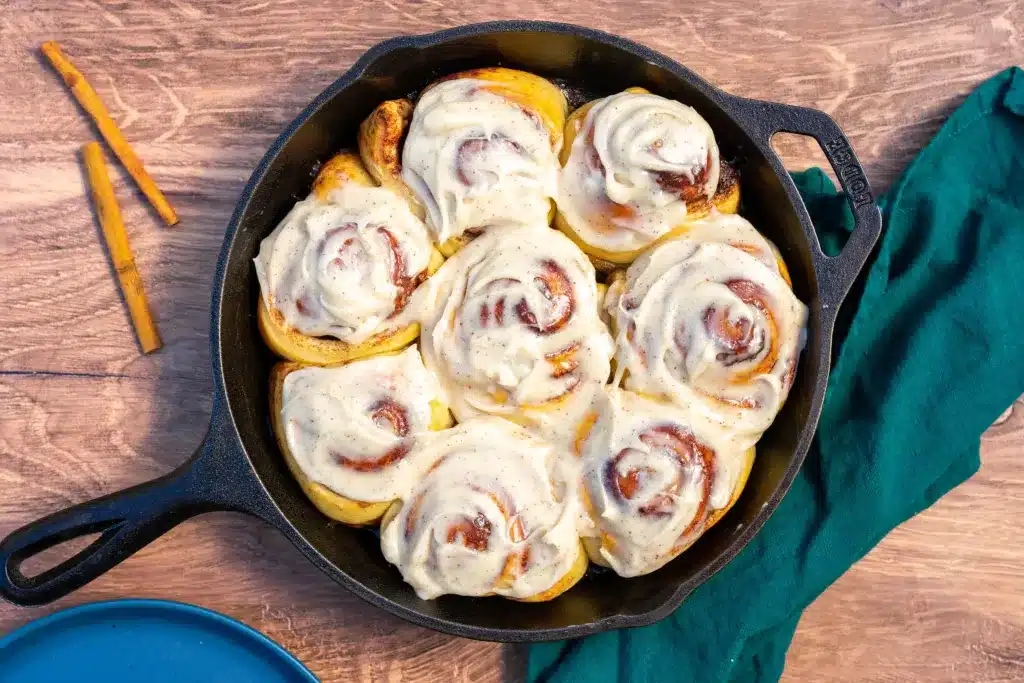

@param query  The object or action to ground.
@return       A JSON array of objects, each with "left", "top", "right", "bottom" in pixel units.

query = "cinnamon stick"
[
  {"left": 82, "top": 142, "right": 163, "bottom": 354},
  {"left": 42, "top": 41, "right": 178, "bottom": 226}
]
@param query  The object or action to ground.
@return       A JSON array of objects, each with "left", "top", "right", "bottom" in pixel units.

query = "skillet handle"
[
  {"left": 730, "top": 97, "right": 883, "bottom": 311},
  {"left": 0, "top": 407, "right": 278, "bottom": 606}
]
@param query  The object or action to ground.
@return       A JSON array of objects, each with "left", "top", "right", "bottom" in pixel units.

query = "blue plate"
[{"left": 0, "top": 599, "right": 318, "bottom": 682}]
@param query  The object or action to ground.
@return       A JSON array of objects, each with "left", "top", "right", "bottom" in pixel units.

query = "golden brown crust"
[
  {"left": 312, "top": 150, "right": 375, "bottom": 200},
  {"left": 428, "top": 67, "right": 569, "bottom": 145},
  {"left": 712, "top": 161, "right": 741, "bottom": 214},
  {"left": 357, "top": 98, "right": 424, "bottom": 218},
  {"left": 678, "top": 161, "right": 741, "bottom": 221},
  {"left": 559, "top": 101, "right": 591, "bottom": 166},
  {"left": 513, "top": 542, "right": 589, "bottom": 602},
  {"left": 705, "top": 447, "right": 756, "bottom": 529},
  {"left": 258, "top": 295, "right": 423, "bottom": 366},
  {"left": 359, "top": 99, "right": 411, "bottom": 181}
]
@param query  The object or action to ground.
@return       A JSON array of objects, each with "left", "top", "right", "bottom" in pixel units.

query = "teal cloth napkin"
[{"left": 529, "top": 67, "right": 1024, "bottom": 683}]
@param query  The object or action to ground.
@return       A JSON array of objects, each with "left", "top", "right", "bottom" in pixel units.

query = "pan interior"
[{"left": 217, "top": 26, "right": 825, "bottom": 637}]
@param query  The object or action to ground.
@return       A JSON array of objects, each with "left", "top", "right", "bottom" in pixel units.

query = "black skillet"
[{"left": 0, "top": 21, "right": 881, "bottom": 642}]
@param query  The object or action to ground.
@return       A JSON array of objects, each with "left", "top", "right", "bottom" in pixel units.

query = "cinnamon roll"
[
  {"left": 605, "top": 231, "right": 807, "bottom": 444},
  {"left": 555, "top": 88, "right": 741, "bottom": 268},
  {"left": 255, "top": 151, "right": 444, "bottom": 365},
  {"left": 380, "top": 417, "right": 587, "bottom": 600},
  {"left": 412, "top": 222, "right": 614, "bottom": 446},
  {"left": 269, "top": 346, "right": 454, "bottom": 526},
  {"left": 396, "top": 67, "right": 568, "bottom": 256},
  {"left": 576, "top": 387, "right": 754, "bottom": 577}
]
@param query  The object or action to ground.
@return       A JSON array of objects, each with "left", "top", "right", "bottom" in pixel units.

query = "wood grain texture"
[{"left": 0, "top": 1, "right": 1021, "bottom": 681}]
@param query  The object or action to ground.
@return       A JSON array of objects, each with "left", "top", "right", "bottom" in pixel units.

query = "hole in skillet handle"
[
  {"left": 769, "top": 132, "right": 855, "bottom": 257},
  {"left": 17, "top": 531, "right": 106, "bottom": 581},
  {"left": 726, "top": 95, "right": 883, "bottom": 315},
  {"left": 0, "top": 411, "right": 277, "bottom": 607},
  {"left": 769, "top": 132, "right": 835, "bottom": 182}
]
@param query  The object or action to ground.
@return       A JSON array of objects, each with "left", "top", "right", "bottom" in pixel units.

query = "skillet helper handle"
[
  {"left": 0, "top": 468, "right": 203, "bottom": 606},
  {"left": 739, "top": 98, "right": 883, "bottom": 310},
  {"left": 0, "top": 412, "right": 275, "bottom": 606}
]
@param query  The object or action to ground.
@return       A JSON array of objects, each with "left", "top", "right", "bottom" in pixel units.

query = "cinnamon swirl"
[
  {"left": 605, "top": 230, "right": 807, "bottom": 444},
  {"left": 358, "top": 98, "right": 424, "bottom": 218}
]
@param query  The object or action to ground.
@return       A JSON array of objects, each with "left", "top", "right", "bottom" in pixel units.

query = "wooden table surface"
[{"left": 1, "top": 1, "right": 1022, "bottom": 681}]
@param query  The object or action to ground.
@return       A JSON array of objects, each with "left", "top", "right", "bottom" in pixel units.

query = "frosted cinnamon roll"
[
  {"left": 380, "top": 417, "right": 587, "bottom": 601},
  {"left": 413, "top": 223, "right": 614, "bottom": 446},
  {"left": 255, "top": 151, "right": 444, "bottom": 365},
  {"left": 398, "top": 67, "right": 568, "bottom": 255},
  {"left": 576, "top": 387, "right": 754, "bottom": 577},
  {"left": 556, "top": 88, "right": 740, "bottom": 267},
  {"left": 605, "top": 233, "right": 807, "bottom": 444},
  {"left": 269, "top": 346, "right": 453, "bottom": 526}
]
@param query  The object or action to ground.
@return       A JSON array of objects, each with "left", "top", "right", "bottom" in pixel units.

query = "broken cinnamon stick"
[{"left": 82, "top": 142, "right": 163, "bottom": 354}]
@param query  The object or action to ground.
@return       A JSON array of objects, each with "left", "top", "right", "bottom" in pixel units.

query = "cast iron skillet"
[{"left": 0, "top": 21, "right": 881, "bottom": 642}]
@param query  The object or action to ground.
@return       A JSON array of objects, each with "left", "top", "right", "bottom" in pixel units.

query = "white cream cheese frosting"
[
  {"left": 578, "top": 387, "right": 749, "bottom": 577},
  {"left": 605, "top": 233, "right": 807, "bottom": 443},
  {"left": 411, "top": 223, "right": 613, "bottom": 446}
]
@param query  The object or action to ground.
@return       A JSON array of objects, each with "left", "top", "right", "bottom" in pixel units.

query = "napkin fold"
[{"left": 529, "top": 67, "right": 1024, "bottom": 683}]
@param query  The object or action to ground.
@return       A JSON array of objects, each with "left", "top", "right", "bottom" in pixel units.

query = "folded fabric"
[{"left": 529, "top": 67, "right": 1024, "bottom": 683}]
